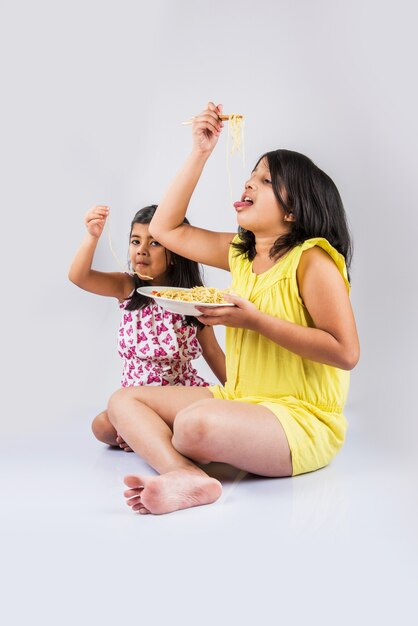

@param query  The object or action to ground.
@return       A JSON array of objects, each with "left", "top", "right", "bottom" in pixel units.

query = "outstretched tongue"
[{"left": 233, "top": 200, "right": 253, "bottom": 209}]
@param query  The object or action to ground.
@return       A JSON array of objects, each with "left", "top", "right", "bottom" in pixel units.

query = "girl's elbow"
[
  {"left": 340, "top": 346, "right": 360, "bottom": 370},
  {"left": 68, "top": 270, "right": 77, "bottom": 285},
  {"left": 149, "top": 221, "right": 177, "bottom": 243},
  {"left": 148, "top": 222, "right": 162, "bottom": 240},
  {"left": 68, "top": 270, "right": 83, "bottom": 288}
]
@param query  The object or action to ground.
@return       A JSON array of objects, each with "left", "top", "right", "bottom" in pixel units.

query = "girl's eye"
[
  {"left": 150, "top": 240, "right": 161, "bottom": 247},
  {"left": 264, "top": 179, "right": 272, "bottom": 184},
  {"left": 131, "top": 239, "right": 140, "bottom": 245}
]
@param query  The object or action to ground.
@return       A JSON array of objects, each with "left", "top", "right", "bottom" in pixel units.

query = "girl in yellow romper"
[{"left": 108, "top": 102, "right": 360, "bottom": 516}]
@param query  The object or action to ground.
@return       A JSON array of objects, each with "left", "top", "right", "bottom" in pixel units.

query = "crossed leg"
[
  {"left": 91, "top": 410, "right": 133, "bottom": 452},
  {"left": 107, "top": 386, "right": 292, "bottom": 515}
]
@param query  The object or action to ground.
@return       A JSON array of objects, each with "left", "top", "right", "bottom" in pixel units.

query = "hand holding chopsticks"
[{"left": 182, "top": 114, "right": 243, "bottom": 125}]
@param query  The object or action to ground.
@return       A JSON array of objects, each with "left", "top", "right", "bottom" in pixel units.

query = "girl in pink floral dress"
[{"left": 69, "top": 205, "right": 226, "bottom": 451}]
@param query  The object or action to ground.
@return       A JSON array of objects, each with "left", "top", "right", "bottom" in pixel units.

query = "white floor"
[{"left": 1, "top": 409, "right": 417, "bottom": 626}]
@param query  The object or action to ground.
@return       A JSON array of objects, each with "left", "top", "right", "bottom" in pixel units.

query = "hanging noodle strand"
[
  {"left": 106, "top": 214, "right": 153, "bottom": 280},
  {"left": 226, "top": 114, "right": 245, "bottom": 205}
]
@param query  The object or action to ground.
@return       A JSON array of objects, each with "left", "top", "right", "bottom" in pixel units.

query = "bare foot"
[
  {"left": 123, "top": 470, "right": 222, "bottom": 515},
  {"left": 116, "top": 434, "right": 133, "bottom": 453}
]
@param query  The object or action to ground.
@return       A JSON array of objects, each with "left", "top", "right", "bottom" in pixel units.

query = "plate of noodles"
[{"left": 137, "top": 286, "right": 235, "bottom": 316}]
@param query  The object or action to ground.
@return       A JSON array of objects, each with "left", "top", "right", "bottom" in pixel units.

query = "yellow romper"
[{"left": 210, "top": 236, "right": 350, "bottom": 476}]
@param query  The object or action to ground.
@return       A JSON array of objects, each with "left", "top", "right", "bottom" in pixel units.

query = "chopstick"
[{"left": 181, "top": 114, "right": 243, "bottom": 126}]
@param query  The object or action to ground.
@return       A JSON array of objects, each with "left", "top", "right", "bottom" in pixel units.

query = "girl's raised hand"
[
  {"left": 85, "top": 205, "right": 110, "bottom": 239},
  {"left": 191, "top": 101, "right": 224, "bottom": 156}
]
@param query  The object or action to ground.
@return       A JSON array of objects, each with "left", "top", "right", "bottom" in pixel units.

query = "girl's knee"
[
  {"left": 91, "top": 410, "right": 117, "bottom": 445},
  {"left": 172, "top": 402, "right": 214, "bottom": 461},
  {"left": 107, "top": 386, "right": 158, "bottom": 427},
  {"left": 107, "top": 387, "right": 130, "bottom": 427}
]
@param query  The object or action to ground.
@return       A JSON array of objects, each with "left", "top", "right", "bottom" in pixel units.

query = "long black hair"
[
  {"left": 124, "top": 205, "right": 204, "bottom": 327},
  {"left": 232, "top": 149, "right": 353, "bottom": 280}
]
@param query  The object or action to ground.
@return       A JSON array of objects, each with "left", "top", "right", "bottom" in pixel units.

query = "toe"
[
  {"left": 124, "top": 487, "right": 144, "bottom": 498},
  {"left": 135, "top": 504, "right": 150, "bottom": 514},
  {"left": 124, "top": 474, "right": 145, "bottom": 489},
  {"left": 126, "top": 495, "right": 142, "bottom": 508}
]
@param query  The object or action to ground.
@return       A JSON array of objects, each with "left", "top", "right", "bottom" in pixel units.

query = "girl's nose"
[
  {"left": 137, "top": 245, "right": 148, "bottom": 256},
  {"left": 245, "top": 176, "right": 256, "bottom": 190}
]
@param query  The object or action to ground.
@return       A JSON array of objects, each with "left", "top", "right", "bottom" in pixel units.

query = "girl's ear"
[{"left": 284, "top": 213, "right": 295, "bottom": 222}]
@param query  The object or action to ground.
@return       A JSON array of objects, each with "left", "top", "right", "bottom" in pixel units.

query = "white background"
[{"left": 1, "top": 1, "right": 417, "bottom": 624}]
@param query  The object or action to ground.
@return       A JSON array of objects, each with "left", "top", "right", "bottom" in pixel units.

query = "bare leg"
[
  {"left": 108, "top": 386, "right": 222, "bottom": 514},
  {"left": 91, "top": 410, "right": 133, "bottom": 452},
  {"left": 172, "top": 398, "right": 292, "bottom": 477},
  {"left": 108, "top": 387, "right": 292, "bottom": 515}
]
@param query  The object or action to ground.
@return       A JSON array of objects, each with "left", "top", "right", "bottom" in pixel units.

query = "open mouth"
[{"left": 233, "top": 195, "right": 253, "bottom": 210}]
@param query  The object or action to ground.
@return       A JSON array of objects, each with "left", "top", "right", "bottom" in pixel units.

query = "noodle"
[
  {"left": 152, "top": 286, "right": 230, "bottom": 304},
  {"left": 106, "top": 215, "right": 153, "bottom": 280},
  {"left": 227, "top": 114, "right": 245, "bottom": 162},
  {"left": 226, "top": 114, "right": 245, "bottom": 206}
]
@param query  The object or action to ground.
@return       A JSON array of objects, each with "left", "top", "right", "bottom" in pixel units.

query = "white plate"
[{"left": 137, "top": 286, "right": 235, "bottom": 317}]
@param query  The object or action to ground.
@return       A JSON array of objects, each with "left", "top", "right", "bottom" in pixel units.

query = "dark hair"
[
  {"left": 232, "top": 149, "right": 353, "bottom": 280},
  {"left": 124, "top": 205, "right": 204, "bottom": 327}
]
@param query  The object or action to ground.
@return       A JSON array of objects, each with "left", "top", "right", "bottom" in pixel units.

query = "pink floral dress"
[{"left": 118, "top": 298, "right": 209, "bottom": 388}]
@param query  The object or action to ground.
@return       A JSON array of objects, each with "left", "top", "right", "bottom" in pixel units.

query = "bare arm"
[
  {"left": 68, "top": 206, "right": 133, "bottom": 301},
  {"left": 197, "top": 326, "right": 227, "bottom": 385},
  {"left": 197, "top": 247, "right": 360, "bottom": 371},
  {"left": 149, "top": 102, "right": 236, "bottom": 271}
]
